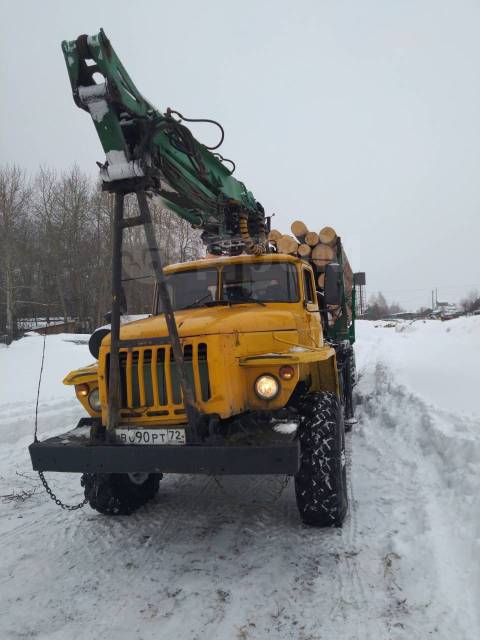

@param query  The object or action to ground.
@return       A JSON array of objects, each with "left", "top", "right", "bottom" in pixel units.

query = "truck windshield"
[
  {"left": 156, "top": 262, "right": 299, "bottom": 313},
  {"left": 157, "top": 269, "right": 218, "bottom": 312},
  {"left": 221, "top": 262, "right": 299, "bottom": 303}
]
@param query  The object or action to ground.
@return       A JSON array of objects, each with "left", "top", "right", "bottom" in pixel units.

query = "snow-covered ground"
[{"left": 0, "top": 319, "right": 479, "bottom": 640}]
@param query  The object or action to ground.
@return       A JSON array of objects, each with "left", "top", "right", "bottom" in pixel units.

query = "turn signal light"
[
  {"left": 76, "top": 383, "right": 89, "bottom": 397},
  {"left": 279, "top": 365, "right": 295, "bottom": 380}
]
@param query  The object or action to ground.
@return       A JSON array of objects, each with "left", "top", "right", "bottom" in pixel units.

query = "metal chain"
[
  {"left": 37, "top": 471, "right": 88, "bottom": 511},
  {"left": 33, "top": 311, "right": 89, "bottom": 511}
]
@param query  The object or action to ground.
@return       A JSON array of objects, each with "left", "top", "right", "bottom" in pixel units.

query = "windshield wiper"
[
  {"left": 180, "top": 295, "right": 228, "bottom": 310},
  {"left": 180, "top": 294, "right": 266, "bottom": 310},
  {"left": 181, "top": 294, "right": 213, "bottom": 310},
  {"left": 227, "top": 296, "right": 266, "bottom": 307}
]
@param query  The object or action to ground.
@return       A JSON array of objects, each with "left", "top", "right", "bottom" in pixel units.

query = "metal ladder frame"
[{"left": 106, "top": 181, "right": 199, "bottom": 443}]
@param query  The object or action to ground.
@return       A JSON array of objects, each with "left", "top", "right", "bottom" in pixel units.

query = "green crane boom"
[{"left": 62, "top": 29, "right": 267, "bottom": 254}]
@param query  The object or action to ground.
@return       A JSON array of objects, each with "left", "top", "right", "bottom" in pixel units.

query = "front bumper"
[{"left": 29, "top": 419, "right": 300, "bottom": 475}]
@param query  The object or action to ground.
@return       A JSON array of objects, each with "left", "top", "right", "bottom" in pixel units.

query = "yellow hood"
[{"left": 103, "top": 305, "right": 298, "bottom": 345}]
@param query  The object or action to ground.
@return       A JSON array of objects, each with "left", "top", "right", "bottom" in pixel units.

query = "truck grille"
[{"left": 106, "top": 342, "right": 211, "bottom": 412}]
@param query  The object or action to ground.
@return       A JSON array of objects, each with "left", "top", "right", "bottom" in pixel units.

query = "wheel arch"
[{"left": 310, "top": 352, "right": 339, "bottom": 396}]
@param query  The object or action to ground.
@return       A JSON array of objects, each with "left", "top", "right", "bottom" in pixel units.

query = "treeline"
[
  {"left": 460, "top": 290, "right": 480, "bottom": 313},
  {"left": 0, "top": 165, "right": 203, "bottom": 342},
  {"left": 363, "top": 292, "right": 404, "bottom": 320}
]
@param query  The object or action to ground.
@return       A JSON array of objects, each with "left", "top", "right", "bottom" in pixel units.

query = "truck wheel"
[
  {"left": 349, "top": 351, "right": 357, "bottom": 387},
  {"left": 295, "top": 392, "right": 348, "bottom": 527},
  {"left": 81, "top": 472, "right": 161, "bottom": 515},
  {"left": 343, "top": 355, "right": 356, "bottom": 432}
]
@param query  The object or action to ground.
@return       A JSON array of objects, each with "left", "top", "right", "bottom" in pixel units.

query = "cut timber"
[
  {"left": 317, "top": 273, "right": 325, "bottom": 288},
  {"left": 342, "top": 248, "right": 354, "bottom": 320},
  {"left": 298, "top": 243, "right": 312, "bottom": 257},
  {"left": 291, "top": 220, "right": 309, "bottom": 243},
  {"left": 341, "top": 248, "right": 353, "bottom": 283},
  {"left": 305, "top": 231, "right": 319, "bottom": 247},
  {"left": 318, "top": 226, "right": 337, "bottom": 247},
  {"left": 327, "top": 305, "right": 343, "bottom": 326},
  {"left": 340, "top": 248, "right": 353, "bottom": 292},
  {"left": 311, "top": 243, "right": 335, "bottom": 270},
  {"left": 276, "top": 235, "right": 299, "bottom": 254},
  {"left": 268, "top": 229, "right": 283, "bottom": 242}
]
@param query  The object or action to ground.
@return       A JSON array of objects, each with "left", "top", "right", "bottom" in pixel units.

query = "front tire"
[
  {"left": 81, "top": 472, "right": 161, "bottom": 515},
  {"left": 295, "top": 392, "right": 348, "bottom": 527},
  {"left": 343, "top": 354, "right": 356, "bottom": 432}
]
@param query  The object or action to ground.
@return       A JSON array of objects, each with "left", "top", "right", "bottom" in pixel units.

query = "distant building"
[
  {"left": 17, "top": 317, "right": 78, "bottom": 335},
  {"left": 431, "top": 302, "right": 459, "bottom": 320}
]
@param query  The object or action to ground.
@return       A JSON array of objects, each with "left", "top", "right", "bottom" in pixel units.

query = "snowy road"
[{"left": 0, "top": 320, "right": 479, "bottom": 640}]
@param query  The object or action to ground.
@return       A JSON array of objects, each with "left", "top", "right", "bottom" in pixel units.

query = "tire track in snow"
[
  {"left": 339, "top": 429, "right": 370, "bottom": 617},
  {"left": 355, "top": 360, "right": 479, "bottom": 639}
]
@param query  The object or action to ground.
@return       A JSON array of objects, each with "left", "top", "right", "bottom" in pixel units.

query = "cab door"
[{"left": 302, "top": 267, "right": 322, "bottom": 347}]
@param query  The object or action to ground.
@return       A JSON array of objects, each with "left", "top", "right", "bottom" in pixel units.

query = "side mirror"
[{"left": 324, "top": 262, "right": 343, "bottom": 306}]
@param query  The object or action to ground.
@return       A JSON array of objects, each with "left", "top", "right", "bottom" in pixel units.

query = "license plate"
[{"left": 116, "top": 428, "right": 186, "bottom": 445}]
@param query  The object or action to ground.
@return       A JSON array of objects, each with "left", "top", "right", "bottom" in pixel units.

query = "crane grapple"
[{"left": 61, "top": 29, "right": 266, "bottom": 254}]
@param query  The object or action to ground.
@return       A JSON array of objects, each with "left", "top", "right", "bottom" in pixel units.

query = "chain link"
[
  {"left": 33, "top": 313, "right": 89, "bottom": 511},
  {"left": 38, "top": 471, "right": 88, "bottom": 511}
]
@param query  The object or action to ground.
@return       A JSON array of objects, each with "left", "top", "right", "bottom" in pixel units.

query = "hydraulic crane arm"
[{"left": 61, "top": 29, "right": 267, "bottom": 254}]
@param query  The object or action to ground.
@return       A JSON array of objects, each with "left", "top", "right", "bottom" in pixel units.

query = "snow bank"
[
  {"left": 0, "top": 333, "right": 92, "bottom": 408},
  {"left": 356, "top": 317, "right": 480, "bottom": 418},
  {"left": 0, "top": 333, "right": 92, "bottom": 448},
  {"left": 355, "top": 318, "right": 480, "bottom": 636}
]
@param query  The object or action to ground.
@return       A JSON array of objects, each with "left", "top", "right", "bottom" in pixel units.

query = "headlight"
[
  {"left": 254, "top": 374, "right": 279, "bottom": 400},
  {"left": 88, "top": 388, "right": 101, "bottom": 412}
]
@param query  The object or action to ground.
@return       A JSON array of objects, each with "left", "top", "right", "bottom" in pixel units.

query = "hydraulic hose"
[{"left": 239, "top": 212, "right": 266, "bottom": 255}]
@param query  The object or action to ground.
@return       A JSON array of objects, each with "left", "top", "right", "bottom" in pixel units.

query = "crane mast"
[{"left": 62, "top": 29, "right": 267, "bottom": 255}]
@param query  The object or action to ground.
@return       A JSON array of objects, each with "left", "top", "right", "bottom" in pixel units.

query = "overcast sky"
[{"left": 2, "top": 0, "right": 480, "bottom": 309}]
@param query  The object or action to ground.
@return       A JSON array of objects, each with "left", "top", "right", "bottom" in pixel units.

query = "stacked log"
[
  {"left": 267, "top": 222, "right": 353, "bottom": 321},
  {"left": 297, "top": 243, "right": 312, "bottom": 257},
  {"left": 318, "top": 226, "right": 337, "bottom": 247},
  {"left": 311, "top": 243, "right": 335, "bottom": 270},
  {"left": 267, "top": 229, "right": 283, "bottom": 243},
  {"left": 276, "top": 235, "right": 299, "bottom": 254},
  {"left": 291, "top": 220, "right": 309, "bottom": 244},
  {"left": 341, "top": 247, "right": 354, "bottom": 306},
  {"left": 305, "top": 231, "right": 319, "bottom": 247}
]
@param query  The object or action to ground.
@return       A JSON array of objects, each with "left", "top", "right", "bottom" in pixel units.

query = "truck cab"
[{"left": 67, "top": 253, "right": 339, "bottom": 427}]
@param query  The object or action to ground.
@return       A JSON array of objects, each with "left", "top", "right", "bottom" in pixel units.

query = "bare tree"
[
  {"left": 364, "top": 292, "right": 404, "bottom": 320},
  {"left": 460, "top": 289, "right": 480, "bottom": 313},
  {"left": 33, "top": 167, "right": 69, "bottom": 322},
  {"left": 0, "top": 165, "right": 205, "bottom": 339},
  {"left": 0, "top": 166, "right": 31, "bottom": 343}
]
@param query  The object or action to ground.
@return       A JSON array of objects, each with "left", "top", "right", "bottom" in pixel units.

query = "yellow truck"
[
  {"left": 31, "top": 252, "right": 359, "bottom": 526},
  {"left": 29, "top": 30, "right": 361, "bottom": 527}
]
